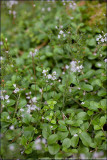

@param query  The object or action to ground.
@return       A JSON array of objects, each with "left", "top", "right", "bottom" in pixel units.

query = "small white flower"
[
  {"left": 69, "top": 88, "right": 72, "bottom": 92},
  {"left": 35, "top": 139, "right": 41, "bottom": 144},
  {"left": 47, "top": 7, "right": 51, "bottom": 11},
  {"left": 65, "top": 65, "right": 69, "bottom": 69},
  {"left": 97, "top": 63, "right": 101, "bottom": 67},
  {"left": 5, "top": 38, "right": 7, "bottom": 41},
  {"left": 39, "top": 89, "right": 43, "bottom": 93},
  {"left": 62, "top": 72, "right": 65, "bottom": 74},
  {"left": 59, "top": 30, "right": 63, "bottom": 34},
  {"left": 80, "top": 154, "right": 86, "bottom": 159},
  {"left": 79, "top": 65, "right": 83, "bottom": 69},
  {"left": 42, "top": 138, "right": 46, "bottom": 144},
  {"left": 13, "top": 88, "right": 19, "bottom": 93},
  {"left": 27, "top": 109, "right": 31, "bottom": 113},
  {"left": 7, "top": 116, "right": 10, "bottom": 119},
  {"left": 58, "top": 79, "right": 61, "bottom": 82},
  {"left": 0, "top": 96, "right": 4, "bottom": 100},
  {"left": 32, "top": 97, "right": 37, "bottom": 103},
  {"left": 30, "top": 105, "right": 38, "bottom": 110},
  {"left": 60, "top": 25, "right": 63, "bottom": 28},
  {"left": 55, "top": 26, "right": 58, "bottom": 29},
  {"left": 21, "top": 151, "right": 24, "bottom": 154},
  {"left": 0, "top": 56, "right": 3, "bottom": 61},
  {"left": 47, "top": 74, "right": 52, "bottom": 79},
  {"left": 93, "top": 152, "right": 99, "bottom": 158},
  {"left": 101, "top": 38, "right": 104, "bottom": 42},
  {"left": 33, "top": 4, "right": 36, "bottom": 7},
  {"left": 7, "top": 99, "right": 10, "bottom": 103},
  {"left": 70, "top": 17, "right": 74, "bottom": 20},
  {"left": 20, "top": 108, "right": 24, "bottom": 112},
  {"left": 42, "top": 8, "right": 45, "bottom": 12},
  {"left": 26, "top": 96, "right": 30, "bottom": 99},
  {"left": 9, "top": 144, "right": 14, "bottom": 151},
  {"left": 0, "top": 41, "right": 3, "bottom": 45},
  {"left": 29, "top": 100, "right": 31, "bottom": 103},
  {"left": 42, "top": 69, "right": 48, "bottom": 75},
  {"left": 78, "top": 87, "right": 81, "bottom": 90},
  {"left": 83, "top": 91, "right": 86, "bottom": 95},
  {"left": 63, "top": 34, "right": 66, "bottom": 37},
  {"left": 98, "top": 34, "right": 102, "bottom": 39},
  {"left": 74, "top": 134, "right": 78, "bottom": 137},
  {"left": 50, "top": 126, "right": 53, "bottom": 128},
  {"left": 5, "top": 95, "right": 9, "bottom": 99},
  {"left": 81, "top": 102, "right": 85, "bottom": 105},
  {"left": 13, "top": 84, "right": 16, "bottom": 88},
  {"left": 96, "top": 38, "right": 99, "bottom": 41},
  {"left": 13, "top": 11, "right": 16, "bottom": 15},
  {"left": 104, "top": 59, "right": 107, "bottom": 62},
  {"left": 2, "top": 104, "right": 5, "bottom": 108},
  {"left": 9, "top": 125, "right": 14, "bottom": 130},
  {"left": 35, "top": 144, "right": 42, "bottom": 150},
  {"left": 58, "top": 35, "right": 60, "bottom": 39}
]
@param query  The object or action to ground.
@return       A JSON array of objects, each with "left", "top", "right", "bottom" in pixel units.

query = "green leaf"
[
  {"left": 23, "top": 126, "right": 34, "bottom": 138},
  {"left": 73, "top": 120, "right": 83, "bottom": 126},
  {"left": 69, "top": 73, "right": 77, "bottom": 85},
  {"left": 51, "top": 119, "right": 56, "bottom": 124},
  {"left": 84, "top": 70, "right": 95, "bottom": 79},
  {"left": 58, "top": 85, "right": 65, "bottom": 92},
  {"left": 1, "top": 112, "right": 9, "bottom": 120},
  {"left": 47, "top": 134, "right": 58, "bottom": 145},
  {"left": 58, "top": 120, "right": 65, "bottom": 125},
  {"left": 98, "top": 89, "right": 106, "bottom": 97},
  {"left": 46, "top": 52, "right": 53, "bottom": 57},
  {"left": 62, "top": 138, "right": 71, "bottom": 149},
  {"left": 76, "top": 112, "right": 88, "bottom": 120},
  {"left": 86, "top": 38, "right": 96, "bottom": 47},
  {"left": 22, "top": 114, "right": 32, "bottom": 124},
  {"left": 18, "top": 99, "right": 27, "bottom": 108},
  {"left": 71, "top": 135, "right": 79, "bottom": 147},
  {"left": 48, "top": 144, "right": 60, "bottom": 155},
  {"left": 89, "top": 101, "right": 99, "bottom": 111},
  {"left": 6, "top": 99, "right": 15, "bottom": 107},
  {"left": 69, "top": 127, "right": 79, "bottom": 136},
  {"left": 80, "top": 122, "right": 89, "bottom": 131},
  {"left": 65, "top": 120, "right": 73, "bottom": 125},
  {"left": 100, "top": 116, "right": 106, "bottom": 126},
  {"left": 79, "top": 132, "right": 93, "bottom": 147},
  {"left": 57, "top": 131, "right": 69, "bottom": 140},
  {"left": 42, "top": 125, "right": 51, "bottom": 139},
  {"left": 94, "top": 125, "right": 101, "bottom": 130},
  {"left": 91, "top": 79, "right": 102, "bottom": 87},
  {"left": 58, "top": 125, "right": 67, "bottom": 132},
  {"left": 80, "top": 83, "right": 93, "bottom": 91}
]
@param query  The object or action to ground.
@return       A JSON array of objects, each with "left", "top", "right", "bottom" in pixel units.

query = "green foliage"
[{"left": 1, "top": 1, "right": 106, "bottom": 159}]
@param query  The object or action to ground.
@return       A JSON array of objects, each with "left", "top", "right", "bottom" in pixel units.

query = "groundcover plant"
[{"left": 0, "top": 0, "right": 107, "bottom": 159}]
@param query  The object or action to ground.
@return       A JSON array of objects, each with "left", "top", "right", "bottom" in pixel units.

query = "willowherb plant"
[{"left": 1, "top": 1, "right": 106, "bottom": 159}]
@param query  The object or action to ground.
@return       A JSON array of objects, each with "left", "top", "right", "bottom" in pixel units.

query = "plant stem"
[
  {"left": 32, "top": 54, "right": 36, "bottom": 96},
  {"left": 13, "top": 93, "right": 20, "bottom": 118}
]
